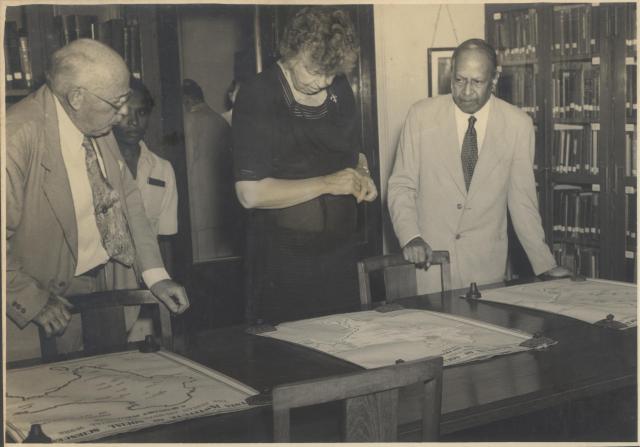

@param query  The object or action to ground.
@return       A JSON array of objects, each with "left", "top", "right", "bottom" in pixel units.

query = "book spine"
[
  {"left": 128, "top": 19, "right": 142, "bottom": 79},
  {"left": 5, "top": 22, "right": 24, "bottom": 89},
  {"left": 17, "top": 35, "right": 33, "bottom": 88},
  {"left": 4, "top": 46, "right": 14, "bottom": 90}
]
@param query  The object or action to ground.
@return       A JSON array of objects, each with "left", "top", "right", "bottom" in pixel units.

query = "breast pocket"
[{"left": 140, "top": 182, "right": 165, "bottom": 221}]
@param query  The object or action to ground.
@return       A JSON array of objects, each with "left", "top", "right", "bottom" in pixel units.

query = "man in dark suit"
[
  {"left": 388, "top": 39, "right": 569, "bottom": 293},
  {"left": 6, "top": 39, "right": 189, "bottom": 360},
  {"left": 182, "top": 78, "right": 241, "bottom": 261}
]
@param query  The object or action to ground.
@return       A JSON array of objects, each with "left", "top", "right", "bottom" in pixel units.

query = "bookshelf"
[
  {"left": 487, "top": 2, "right": 637, "bottom": 282},
  {"left": 4, "top": 5, "right": 168, "bottom": 154},
  {"left": 5, "top": 5, "right": 144, "bottom": 101}
]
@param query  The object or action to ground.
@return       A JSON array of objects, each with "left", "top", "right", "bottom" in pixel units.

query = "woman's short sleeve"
[{"left": 233, "top": 77, "right": 274, "bottom": 181}]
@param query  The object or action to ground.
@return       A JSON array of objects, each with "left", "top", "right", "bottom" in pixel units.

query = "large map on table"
[
  {"left": 259, "top": 308, "right": 552, "bottom": 369},
  {"left": 6, "top": 350, "right": 258, "bottom": 443},
  {"left": 479, "top": 278, "right": 637, "bottom": 329}
]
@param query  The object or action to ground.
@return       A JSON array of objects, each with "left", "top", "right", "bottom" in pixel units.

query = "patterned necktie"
[
  {"left": 83, "top": 136, "right": 136, "bottom": 266},
  {"left": 461, "top": 115, "right": 478, "bottom": 191}
]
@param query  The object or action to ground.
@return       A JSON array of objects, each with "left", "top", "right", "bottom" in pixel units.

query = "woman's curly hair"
[{"left": 279, "top": 7, "right": 359, "bottom": 76}]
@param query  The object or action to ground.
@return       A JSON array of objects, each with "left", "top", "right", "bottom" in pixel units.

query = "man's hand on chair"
[
  {"left": 402, "top": 237, "right": 433, "bottom": 270},
  {"left": 150, "top": 279, "right": 190, "bottom": 314},
  {"left": 33, "top": 294, "right": 73, "bottom": 337}
]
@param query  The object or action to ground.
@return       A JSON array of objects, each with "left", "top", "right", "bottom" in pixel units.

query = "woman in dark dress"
[{"left": 233, "top": 7, "right": 377, "bottom": 324}]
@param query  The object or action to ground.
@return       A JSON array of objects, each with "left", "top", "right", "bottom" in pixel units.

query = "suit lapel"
[
  {"left": 467, "top": 97, "right": 507, "bottom": 201},
  {"left": 435, "top": 98, "right": 466, "bottom": 197},
  {"left": 40, "top": 87, "right": 79, "bottom": 261}
]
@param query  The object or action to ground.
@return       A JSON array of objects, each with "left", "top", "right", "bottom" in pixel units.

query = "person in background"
[
  {"left": 113, "top": 77, "right": 179, "bottom": 341},
  {"left": 233, "top": 7, "right": 377, "bottom": 324},
  {"left": 221, "top": 79, "right": 240, "bottom": 126},
  {"left": 182, "top": 78, "right": 240, "bottom": 260},
  {"left": 388, "top": 38, "right": 569, "bottom": 294},
  {"left": 114, "top": 78, "right": 178, "bottom": 244},
  {"left": 6, "top": 39, "right": 189, "bottom": 361}
]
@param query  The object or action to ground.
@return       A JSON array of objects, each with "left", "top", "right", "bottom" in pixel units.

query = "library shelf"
[{"left": 551, "top": 173, "right": 601, "bottom": 185}]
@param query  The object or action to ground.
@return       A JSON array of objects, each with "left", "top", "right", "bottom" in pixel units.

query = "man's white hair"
[{"left": 46, "top": 38, "right": 127, "bottom": 96}]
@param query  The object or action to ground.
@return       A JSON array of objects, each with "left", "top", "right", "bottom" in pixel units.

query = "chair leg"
[
  {"left": 273, "top": 407, "right": 291, "bottom": 442},
  {"left": 158, "top": 305, "right": 174, "bottom": 351},
  {"left": 38, "top": 327, "right": 58, "bottom": 362},
  {"left": 422, "top": 375, "right": 442, "bottom": 441}
]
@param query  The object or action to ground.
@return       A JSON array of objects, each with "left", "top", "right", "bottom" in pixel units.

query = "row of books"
[
  {"left": 625, "top": 125, "right": 637, "bottom": 177},
  {"left": 625, "top": 3, "right": 637, "bottom": 58},
  {"left": 53, "top": 14, "right": 142, "bottom": 79},
  {"left": 551, "top": 63, "right": 600, "bottom": 121},
  {"left": 625, "top": 190, "right": 636, "bottom": 250},
  {"left": 626, "top": 64, "right": 637, "bottom": 122},
  {"left": 551, "top": 124, "right": 600, "bottom": 175},
  {"left": 4, "top": 21, "right": 33, "bottom": 90},
  {"left": 624, "top": 184, "right": 636, "bottom": 282},
  {"left": 491, "top": 8, "right": 538, "bottom": 63},
  {"left": 551, "top": 4, "right": 598, "bottom": 58},
  {"left": 552, "top": 185, "right": 600, "bottom": 242},
  {"left": 625, "top": 256, "right": 636, "bottom": 283},
  {"left": 497, "top": 66, "right": 537, "bottom": 119},
  {"left": 552, "top": 243, "right": 599, "bottom": 278}
]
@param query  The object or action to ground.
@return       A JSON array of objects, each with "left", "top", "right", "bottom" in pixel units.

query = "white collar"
[
  {"left": 453, "top": 94, "right": 493, "bottom": 125},
  {"left": 138, "top": 140, "right": 155, "bottom": 166},
  {"left": 53, "top": 94, "right": 84, "bottom": 152},
  {"left": 453, "top": 94, "right": 493, "bottom": 152}
]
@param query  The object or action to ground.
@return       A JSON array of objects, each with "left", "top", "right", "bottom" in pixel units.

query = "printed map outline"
[
  {"left": 479, "top": 278, "right": 637, "bottom": 328},
  {"left": 6, "top": 350, "right": 258, "bottom": 443},
  {"left": 259, "top": 308, "right": 548, "bottom": 369}
]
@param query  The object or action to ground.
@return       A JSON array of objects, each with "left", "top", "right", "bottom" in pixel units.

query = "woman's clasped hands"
[{"left": 324, "top": 167, "right": 378, "bottom": 203}]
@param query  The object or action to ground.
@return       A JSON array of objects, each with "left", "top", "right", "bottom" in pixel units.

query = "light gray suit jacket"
[
  {"left": 6, "top": 86, "right": 164, "bottom": 329},
  {"left": 388, "top": 94, "right": 556, "bottom": 293}
]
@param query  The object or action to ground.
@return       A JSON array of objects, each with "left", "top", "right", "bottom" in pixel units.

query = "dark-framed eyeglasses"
[{"left": 80, "top": 87, "right": 132, "bottom": 111}]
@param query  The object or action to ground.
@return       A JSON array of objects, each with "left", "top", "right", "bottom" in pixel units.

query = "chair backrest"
[
  {"left": 357, "top": 251, "right": 451, "bottom": 310},
  {"left": 271, "top": 356, "right": 443, "bottom": 442},
  {"left": 38, "top": 289, "right": 173, "bottom": 362}
]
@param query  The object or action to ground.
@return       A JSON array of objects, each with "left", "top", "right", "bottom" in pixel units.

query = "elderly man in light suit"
[
  {"left": 388, "top": 39, "right": 569, "bottom": 293},
  {"left": 6, "top": 39, "right": 189, "bottom": 360}
]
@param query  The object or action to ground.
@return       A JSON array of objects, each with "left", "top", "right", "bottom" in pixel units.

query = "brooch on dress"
[{"left": 329, "top": 92, "right": 338, "bottom": 103}]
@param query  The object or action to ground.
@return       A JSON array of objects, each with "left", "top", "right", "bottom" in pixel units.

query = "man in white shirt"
[
  {"left": 6, "top": 39, "right": 189, "bottom": 360},
  {"left": 388, "top": 39, "right": 569, "bottom": 293},
  {"left": 114, "top": 78, "right": 179, "bottom": 341},
  {"left": 114, "top": 78, "right": 178, "bottom": 239}
]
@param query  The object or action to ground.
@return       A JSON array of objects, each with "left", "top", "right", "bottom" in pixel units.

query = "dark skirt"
[{"left": 244, "top": 196, "right": 360, "bottom": 324}]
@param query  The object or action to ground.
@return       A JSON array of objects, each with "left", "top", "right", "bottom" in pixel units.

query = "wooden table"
[{"left": 8, "top": 281, "right": 637, "bottom": 442}]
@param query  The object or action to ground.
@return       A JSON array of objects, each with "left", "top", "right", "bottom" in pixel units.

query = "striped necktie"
[
  {"left": 83, "top": 136, "right": 135, "bottom": 266},
  {"left": 461, "top": 115, "right": 478, "bottom": 191}
]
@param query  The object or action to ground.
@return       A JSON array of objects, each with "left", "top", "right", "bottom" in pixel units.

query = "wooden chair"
[
  {"left": 38, "top": 289, "right": 173, "bottom": 362},
  {"left": 358, "top": 251, "right": 451, "bottom": 310},
  {"left": 271, "top": 356, "right": 443, "bottom": 442}
]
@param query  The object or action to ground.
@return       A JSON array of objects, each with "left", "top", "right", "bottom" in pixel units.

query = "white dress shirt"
[
  {"left": 55, "top": 97, "right": 169, "bottom": 287},
  {"left": 403, "top": 95, "right": 495, "bottom": 248},
  {"left": 55, "top": 96, "right": 110, "bottom": 275},
  {"left": 136, "top": 142, "right": 178, "bottom": 236},
  {"left": 454, "top": 94, "right": 493, "bottom": 154}
]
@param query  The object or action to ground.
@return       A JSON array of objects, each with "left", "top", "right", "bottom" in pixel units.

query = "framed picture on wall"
[{"left": 427, "top": 47, "right": 455, "bottom": 97}]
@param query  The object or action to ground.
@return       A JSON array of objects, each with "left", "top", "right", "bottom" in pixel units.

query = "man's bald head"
[
  {"left": 47, "top": 38, "right": 129, "bottom": 97},
  {"left": 47, "top": 39, "right": 131, "bottom": 136}
]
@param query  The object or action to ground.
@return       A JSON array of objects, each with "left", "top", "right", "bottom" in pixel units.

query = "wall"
[
  {"left": 178, "top": 5, "right": 252, "bottom": 113},
  {"left": 373, "top": 4, "right": 485, "bottom": 251}
]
